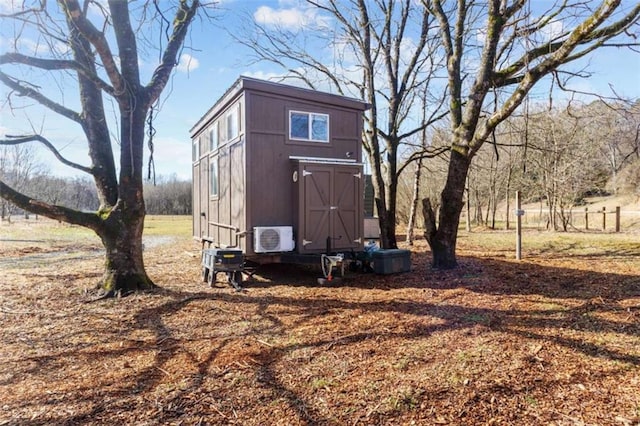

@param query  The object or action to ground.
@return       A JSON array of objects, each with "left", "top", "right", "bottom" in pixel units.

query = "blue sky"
[{"left": 1, "top": 0, "right": 639, "bottom": 180}]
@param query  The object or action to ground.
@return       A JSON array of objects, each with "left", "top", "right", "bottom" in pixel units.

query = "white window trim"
[{"left": 289, "top": 110, "right": 330, "bottom": 143}]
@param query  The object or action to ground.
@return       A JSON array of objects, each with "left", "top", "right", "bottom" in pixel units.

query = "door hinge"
[
  {"left": 353, "top": 172, "right": 361, "bottom": 179},
  {"left": 353, "top": 238, "right": 362, "bottom": 243},
  {"left": 303, "top": 170, "right": 312, "bottom": 177},
  {"left": 303, "top": 239, "right": 313, "bottom": 246},
  {"left": 330, "top": 206, "right": 338, "bottom": 210}
]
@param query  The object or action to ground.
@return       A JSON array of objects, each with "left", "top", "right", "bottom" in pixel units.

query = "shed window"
[
  {"left": 289, "top": 111, "right": 329, "bottom": 143},
  {"left": 226, "top": 104, "right": 240, "bottom": 141},
  {"left": 209, "top": 156, "right": 218, "bottom": 197},
  {"left": 209, "top": 122, "right": 219, "bottom": 151},
  {"left": 192, "top": 137, "right": 200, "bottom": 161}
]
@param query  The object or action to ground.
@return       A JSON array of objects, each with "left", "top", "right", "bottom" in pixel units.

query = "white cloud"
[
  {"left": 176, "top": 53, "right": 199, "bottom": 73},
  {"left": 147, "top": 136, "right": 192, "bottom": 180},
  {"left": 541, "top": 19, "right": 564, "bottom": 41},
  {"left": 241, "top": 70, "right": 288, "bottom": 82},
  {"left": 254, "top": 5, "right": 329, "bottom": 30}
]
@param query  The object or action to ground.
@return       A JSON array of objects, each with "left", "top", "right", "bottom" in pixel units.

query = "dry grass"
[{"left": 1, "top": 217, "right": 639, "bottom": 425}]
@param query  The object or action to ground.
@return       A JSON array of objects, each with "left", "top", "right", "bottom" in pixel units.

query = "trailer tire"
[
  {"left": 207, "top": 269, "right": 216, "bottom": 287},
  {"left": 202, "top": 267, "right": 209, "bottom": 283}
]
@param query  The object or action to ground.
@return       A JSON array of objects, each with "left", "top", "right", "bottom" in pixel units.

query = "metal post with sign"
[{"left": 515, "top": 191, "right": 525, "bottom": 260}]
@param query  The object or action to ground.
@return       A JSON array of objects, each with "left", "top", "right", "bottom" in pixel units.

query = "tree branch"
[
  {"left": 476, "top": 0, "right": 640, "bottom": 152},
  {"left": 145, "top": 0, "right": 200, "bottom": 106},
  {"left": 0, "top": 52, "right": 115, "bottom": 95},
  {"left": 0, "top": 71, "right": 83, "bottom": 124},
  {"left": 0, "top": 180, "right": 103, "bottom": 231},
  {"left": 397, "top": 145, "right": 450, "bottom": 176},
  {"left": 0, "top": 134, "right": 93, "bottom": 175},
  {"left": 493, "top": 2, "right": 640, "bottom": 85},
  {"left": 398, "top": 103, "right": 450, "bottom": 141},
  {"left": 59, "top": 0, "right": 126, "bottom": 97},
  {"left": 428, "top": 0, "right": 466, "bottom": 129}
]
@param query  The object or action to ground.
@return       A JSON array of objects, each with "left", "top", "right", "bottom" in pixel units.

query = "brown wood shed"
[{"left": 190, "top": 77, "right": 369, "bottom": 259}]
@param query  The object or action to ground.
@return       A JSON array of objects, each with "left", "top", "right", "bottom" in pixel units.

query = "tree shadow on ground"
[
  {"left": 421, "top": 255, "right": 640, "bottom": 301},
  {"left": 240, "top": 250, "right": 640, "bottom": 302},
  {"left": 110, "top": 251, "right": 639, "bottom": 424},
  {"left": 6, "top": 249, "right": 639, "bottom": 425}
]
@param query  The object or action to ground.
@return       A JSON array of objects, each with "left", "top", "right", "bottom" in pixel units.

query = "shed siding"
[{"left": 192, "top": 77, "right": 367, "bottom": 256}]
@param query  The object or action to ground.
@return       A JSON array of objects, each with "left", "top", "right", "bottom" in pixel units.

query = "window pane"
[
  {"left": 227, "top": 108, "right": 239, "bottom": 141},
  {"left": 209, "top": 158, "right": 218, "bottom": 196},
  {"left": 209, "top": 123, "right": 218, "bottom": 151},
  {"left": 290, "top": 113, "right": 309, "bottom": 139},
  {"left": 193, "top": 138, "right": 200, "bottom": 160},
  {"left": 311, "top": 114, "right": 328, "bottom": 142}
]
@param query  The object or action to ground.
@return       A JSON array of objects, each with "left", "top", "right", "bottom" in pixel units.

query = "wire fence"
[
  {"left": 509, "top": 207, "right": 640, "bottom": 232},
  {"left": 456, "top": 202, "right": 640, "bottom": 233}
]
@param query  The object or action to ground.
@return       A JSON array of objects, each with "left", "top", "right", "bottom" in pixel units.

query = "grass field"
[{"left": 1, "top": 216, "right": 639, "bottom": 425}]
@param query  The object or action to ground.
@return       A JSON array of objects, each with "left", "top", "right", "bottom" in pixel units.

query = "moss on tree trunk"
[{"left": 97, "top": 209, "right": 156, "bottom": 296}]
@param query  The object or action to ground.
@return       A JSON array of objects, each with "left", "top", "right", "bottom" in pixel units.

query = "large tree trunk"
[
  {"left": 423, "top": 150, "right": 470, "bottom": 269},
  {"left": 376, "top": 198, "right": 397, "bottom": 249},
  {"left": 99, "top": 208, "right": 155, "bottom": 295},
  {"left": 96, "top": 99, "right": 154, "bottom": 295},
  {"left": 0, "top": 0, "right": 200, "bottom": 298},
  {"left": 377, "top": 139, "right": 400, "bottom": 249},
  {"left": 406, "top": 157, "right": 423, "bottom": 245},
  {"left": 371, "top": 154, "right": 398, "bottom": 249}
]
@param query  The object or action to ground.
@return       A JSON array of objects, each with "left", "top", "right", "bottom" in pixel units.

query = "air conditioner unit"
[{"left": 254, "top": 226, "right": 295, "bottom": 253}]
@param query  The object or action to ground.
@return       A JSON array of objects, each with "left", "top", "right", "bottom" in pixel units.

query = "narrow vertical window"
[
  {"left": 209, "top": 122, "right": 218, "bottom": 151},
  {"left": 209, "top": 156, "right": 218, "bottom": 197},
  {"left": 192, "top": 137, "right": 200, "bottom": 161},
  {"left": 226, "top": 104, "right": 240, "bottom": 141}
]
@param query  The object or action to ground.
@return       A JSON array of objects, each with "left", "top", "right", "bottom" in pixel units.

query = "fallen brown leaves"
[{"left": 1, "top": 224, "right": 639, "bottom": 425}]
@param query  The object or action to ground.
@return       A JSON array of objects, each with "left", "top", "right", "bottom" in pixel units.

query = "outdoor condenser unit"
[{"left": 253, "top": 226, "right": 295, "bottom": 253}]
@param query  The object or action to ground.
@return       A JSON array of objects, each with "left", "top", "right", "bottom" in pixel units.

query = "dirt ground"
[{"left": 1, "top": 220, "right": 639, "bottom": 425}]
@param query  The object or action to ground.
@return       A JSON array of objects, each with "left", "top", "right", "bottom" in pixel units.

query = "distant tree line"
[
  {"left": 143, "top": 175, "right": 192, "bottom": 215},
  {"left": 0, "top": 148, "right": 191, "bottom": 220},
  {"left": 398, "top": 100, "right": 640, "bottom": 234}
]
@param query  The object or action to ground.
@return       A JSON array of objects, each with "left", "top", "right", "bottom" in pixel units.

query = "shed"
[{"left": 190, "top": 77, "right": 369, "bottom": 260}]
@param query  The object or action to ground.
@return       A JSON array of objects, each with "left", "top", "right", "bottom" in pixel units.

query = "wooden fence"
[
  {"left": 584, "top": 207, "right": 620, "bottom": 232},
  {"left": 462, "top": 206, "right": 640, "bottom": 232},
  {"left": 517, "top": 206, "right": 640, "bottom": 232}
]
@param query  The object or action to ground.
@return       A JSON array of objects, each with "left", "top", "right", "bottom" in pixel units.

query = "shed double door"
[{"left": 296, "top": 162, "right": 363, "bottom": 253}]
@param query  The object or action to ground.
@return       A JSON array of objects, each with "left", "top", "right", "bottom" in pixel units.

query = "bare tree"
[
  {"left": 422, "top": 0, "right": 640, "bottom": 268},
  {"left": 239, "top": 0, "right": 446, "bottom": 249},
  {"left": 0, "top": 144, "right": 44, "bottom": 221},
  {"left": 0, "top": 0, "right": 200, "bottom": 295},
  {"left": 578, "top": 100, "right": 640, "bottom": 193},
  {"left": 406, "top": 89, "right": 431, "bottom": 244},
  {"left": 524, "top": 108, "right": 605, "bottom": 230},
  {"left": 144, "top": 175, "right": 192, "bottom": 215}
]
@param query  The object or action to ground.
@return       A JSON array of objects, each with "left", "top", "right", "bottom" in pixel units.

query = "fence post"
[
  {"left": 516, "top": 191, "right": 522, "bottom": 260},
  {"left": 602, "top": 206, "right": 606, "bottom": 231},
  {"left": 585, "top": 207, "right": 589, "bottom": 230},
  {"left": 615, "top": 206, "right": 621, "bottom": 233}
]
